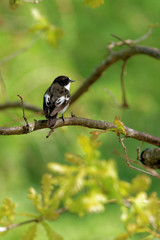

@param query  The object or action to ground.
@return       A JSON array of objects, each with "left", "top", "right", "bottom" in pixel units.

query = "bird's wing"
[{"left": 50, "top": 95, "right": 70, "bottom": 117}]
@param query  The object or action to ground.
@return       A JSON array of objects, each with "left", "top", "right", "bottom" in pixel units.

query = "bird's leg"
[
  {"left": 61, "top": 114, "right": 65, "bottom": 122},
  {"left": 47, "top": 117, "right": 57, "bottom": 128},
  {"left": 71, "top": 112, "right": 76, "bottom": 117}
]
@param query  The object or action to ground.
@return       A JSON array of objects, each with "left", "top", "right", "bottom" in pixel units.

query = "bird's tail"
[{"left": 47, "top": 115, "right": 57, "bottom": 127}]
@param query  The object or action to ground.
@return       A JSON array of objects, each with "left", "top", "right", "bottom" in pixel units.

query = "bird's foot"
[
  {"left": 60, "top": 114, "right": 65, "bottom": 123},
  {"left": 71, "top": 112, "right": 76, "bottom": 117},
  {"left": 47, "top": 117, "right": 57, "bottom": 128}
]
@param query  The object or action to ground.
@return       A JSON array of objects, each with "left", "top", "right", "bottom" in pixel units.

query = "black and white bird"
[{"left": 43, "top": 75, "right": 75, "bottom": 127}]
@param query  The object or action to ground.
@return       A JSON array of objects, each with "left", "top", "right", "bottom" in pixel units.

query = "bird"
[
  {"left": 43, "top": 75, "right": 75, "bottom": 127},
  {"left": 140, "top": 148, "right": 160, "bottom": 169}
]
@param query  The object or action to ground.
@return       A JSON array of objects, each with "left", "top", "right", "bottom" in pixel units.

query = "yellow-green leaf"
[
  {"left": 83, "top": 0, "right": 104, "bottom": 8},
  {"left": 113, "top": 116, "right": 126, "bottom": 136},
  {"left": 22, "top": 223, "right": 37, "bottom": 240},
  {"left": 65, "top": 152, "right": 83, "bottom": 165},
  {"left": 47, "top": 163, "right": 69, "bottom": 174},
  {"left": 41, "top": 174, "right": 53, "bottom": 206},
  {"left": 28, "top": 188, "right": 43, "bottom": 213},
  {"left": 0, "top": 198, "right": 16, "bottom": 224},
  {"left": 115, "top": 232, "right": 130, "bottom": 240},
  {"left": 42, "top": 221, "right": 63, "bottom": 240},
  {"left": 130, "top": 175, "right": 151, "bottom": 194},
  {"left": 31, "top": 8, "right": 63, "bottom": 47},
  {"left": 78, "top": 135, "right": 93, "bottom": 155},
  {"left": 9, "top": 0, "right": 22, "bottom": 9},
  {"left": 45, "top": 28, "right": 63, "bottom": 47},
  {"left": 82, "top": 190, "right": 107, "bottom": 213}
]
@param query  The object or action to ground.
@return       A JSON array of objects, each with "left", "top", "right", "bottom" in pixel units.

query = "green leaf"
[
  {"left": 130, "top": 175, "right": 151, "bottom": 194},
  {"left": 9, "top": 0, "right": 22, "bottom": 9},
  {"left": 78, "top": 135, "right": 94, "bottom": 156},
  {"left": 82, "top": 190, "right": 107, "bottom": 213},
  {"left": 22, "top": 223, "right": 37, "bottom": 240},
  {"left": 141, "top": 235, "right": 155, "bottom": 240},
  {"left": 42, "top": 221, "right": 63, "bottom": 240},
  {"left": 114, "top": 232, "right": 130, "bottom": 240},
  {"left": 65, "top": 197, "right": 85, "bottom": 216},
  {"left": 83, "top": 0, "right": 104, "bottom": 8},
  {"left": 0, "top": 198, "right": 16, "bottom": 224},
  {"left": 47, "top": 162, "right": 71, "bottom": 174},
  {"left": 41, "top": 174, "right": 53, "bottom": 207},
  {"left": 65, "top": 152, "right": 83, "bottom": 165},
  {"left": 31, "top": 8, "right": 63, "bottom": 47},
  {"left": 28, "top": 188, "right": 43, "bottom": 213},
  {"left": 45, "top": 28, "right": 63, "bottom": 47},
  {"left": 78, "top": 134, "right": 100, "bottom": 161},
  {"left": 113, "top": 116, "right": 126, "bottom": 136},
  {"left": 119, "top": 181, "right": 131, "bottom": 197}
]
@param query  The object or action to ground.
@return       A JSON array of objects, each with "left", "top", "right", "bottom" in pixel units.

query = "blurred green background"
[{"left": 0, "top": 0, "right": 160, "bottom": 239}]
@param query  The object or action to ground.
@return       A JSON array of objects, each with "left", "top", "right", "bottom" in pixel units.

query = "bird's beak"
[{"left": 70, "top": 80, "right": 75, "bottom": 83}]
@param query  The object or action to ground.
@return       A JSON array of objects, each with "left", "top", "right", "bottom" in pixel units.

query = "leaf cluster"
[
  {"left": 0, "top": 132, "right": 160, "bottom": 239},
  {"left": 31, "top": 9, "right": 63, "bottom": 47}
]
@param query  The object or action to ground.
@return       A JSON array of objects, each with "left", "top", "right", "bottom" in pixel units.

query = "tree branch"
[
  {"left": 71, "top": 45, "right": 160, "bottom": 104},
  {"left": 0, "top": 101, "right": 43, "bottom": 114},
  {"left": 0, "top": 117, "right": 159, "bottom": 147}
]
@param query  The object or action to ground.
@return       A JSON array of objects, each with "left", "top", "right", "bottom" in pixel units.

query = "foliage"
[
  {"left": 31, "top": 9, "right": 63, "bottom": 47},
  {"left": 22, "top": 224, "right": 37, "bottom": 240},
  {"left": 83, "top": 0, "right": 104, "bottom": 8},
  {"left": 9, "top": 0, "right": 22, "bottom": 9},
  {"left": 0, "top": 133, "right": 159, "bottom": 239},
  {"left": 0, "top": 198, "right": 16, "bottom": 226}
]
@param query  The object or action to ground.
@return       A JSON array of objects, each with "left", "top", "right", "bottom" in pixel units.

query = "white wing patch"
[
  {"left": 44, "top": 93, "right": 50, "bottom": 107},
  {"left": 55, "top": 95, "right": 69, "bottom": 107},
  {"left": 55, "top": 96, "right": 65, "bottom": 107}
]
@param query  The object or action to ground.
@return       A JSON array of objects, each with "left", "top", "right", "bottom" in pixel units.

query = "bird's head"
[{"left": 53, "top": 76, "right": 75, "bottom": 90}]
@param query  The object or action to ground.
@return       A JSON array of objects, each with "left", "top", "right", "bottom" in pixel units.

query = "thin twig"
[
  {"left": 0, "top": 219, "right": 38, "bottom": 233},
  {"left": 17, "top": 95, "right": 29, "bottom": 128},
  {"left": 137, "top": 147, "right": 141, "bottom": 161},
  {"left": 109, "top": 25, "right": 158, "bottom": 51},
  {"left": 104, "top": 88, "right": 121, "bottom": 108},
  {"left": 120, "top": 58, "right": 129, "bottom": 108},
  {"left": 0, "top": 35, "right": 41, "bottom": 66},
  {"left": 113, "top": 150, "right": 140, "bottom": 166},
  {"left": 0, "top": 71, "right": 8, "bottom": 101},
  {"left": 134, "top": 25, "right": 158, "bottom": 44},
  {"left": 111, "top": 34, "right": 133, "bottom": 48}
]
